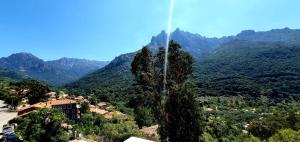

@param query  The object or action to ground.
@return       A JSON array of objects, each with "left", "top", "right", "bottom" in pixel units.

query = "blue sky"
[{"left": 0, "top": 0, "right": 299, "bottom": 61}]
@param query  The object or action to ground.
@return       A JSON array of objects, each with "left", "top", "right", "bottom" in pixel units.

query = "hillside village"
[
  {"left": 0, "top": 81, "right": 157, "bottom": 142},
  {"left": 16, "top": 92, "right": 126, "bottom": 120}
]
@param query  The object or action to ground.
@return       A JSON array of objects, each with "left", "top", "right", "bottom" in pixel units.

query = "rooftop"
[
  {"left": 48, "top": 99, "right": 77, "bottom": 106},
  {"left": 140, "top": 125, "right": 159, "bottom": 138},
  {"left": 124, "top": 137, "right": 154, "bottom": 142},
  {"left": 18, "top": 99, "right": 77, "bottom": 113},
  {"left": 90, "top": 108, "right": 108, "bottom": 115}
]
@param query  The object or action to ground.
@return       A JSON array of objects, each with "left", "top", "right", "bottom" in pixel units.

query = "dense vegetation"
[
  {"left": 195, "top": 40, "right": 300, "bottom": 100},
  {"left": 12, "top": 108, "right": 144, "bottom": 142},
  {"left": 0, "top": 67, "right": 30, "bottom": 81},
  {"left": 2, "top": 79, "right": 300, "bottom": 141},
  {"left": 199, "top": 96, "right": 300, "bottom": 142},
  {"left": 13, "top": 109, "right": 69, "bottom": 142},
  {"left": 66, "top": 52, "right": 136, "bottom": 104},
  {"left": 0, "top": 80, "right": 50, "bottom": 108},
  {"left": 75, "top": 112, "right": 143, "bottom": 142}
]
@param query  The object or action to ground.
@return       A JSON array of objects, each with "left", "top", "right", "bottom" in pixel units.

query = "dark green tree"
[
  {"left": 268, "top": 129, "right": 300, "bottom": 142},
  {"left": 131, "top": 41, "right": 202, "bottom": 142},
  {"left": 4, "top": 95, "right": 21, "bottom": 109},
  {"left": 80, "top": 101, "right": 90, "bottom": 114},
  {"left": 134, "top": 106, "right": 156, "bottom": 127},
  {"left": 287, "top": 111, "right": 300, "bottom": 130},
  {"left": 76, "top": 112, "right": 106, "bottom": 136},
  {"left": 165, "top": 82, "right": 201, "bottom": 142},
  {"left": 167, "top": 41, "right": 193, "bottom": 84},
  {"left": 15, "top": 109, "right": 68, "bottom": 142},
  {"left": 17, "top": 80, "right": 50, "bottom": 105},
  {"left": 88, "top": 95, "right": 97, "bottom": 105},
  {"left": 131, "top": 47, "right": 162, "bottom": 127}
]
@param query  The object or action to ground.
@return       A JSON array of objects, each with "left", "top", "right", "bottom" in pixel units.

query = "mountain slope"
[
  {"left": 0, "top": 67, "right": 31, "bottom": 81},
  {"left": 47, "top": 58, "right": 109, "bottom": 77},
  {"left": 66, "top": 28, "right": 230, "bottom": 96},
  {"left": 0, "top": 52, "right": 48, "bottom": 72},
  {"left": 66, "top": 52, "right": 135, "bottom": 99},
  {"left": 195, "top": 40, "right": 300, "bottom": 99},
  {"left": 0, "top": 53, "right": 109, "bottom": 86},
  {"left": 67, "top": 28, "right": 300, "bottom": 100}
]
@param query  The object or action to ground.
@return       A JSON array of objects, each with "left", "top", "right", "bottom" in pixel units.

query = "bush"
[{"left": 268, "top": 129, "right": 300, "bottom": 142}]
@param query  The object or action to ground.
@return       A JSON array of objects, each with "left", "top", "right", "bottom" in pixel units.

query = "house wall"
[{"left": 53, "top": 103, "right": 79, "bottom": 120}]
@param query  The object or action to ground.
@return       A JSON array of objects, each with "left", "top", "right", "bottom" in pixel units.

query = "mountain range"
[
  {"left": 1, "top": 27, "right": 299, "bottom": 100},
  {"left": 66, "top": 27, "right": 300, "bottom": 100},
  {"left": 0, "top": 53, "right": 109, "bottom": 85}
]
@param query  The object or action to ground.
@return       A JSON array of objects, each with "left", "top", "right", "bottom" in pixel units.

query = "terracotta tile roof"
[
  {"left": 89, "top": 107, "right": 126, "bottom": 120},
  {"left": 103, "top": 111, "right": 126, "bottom": 120},
  {"left": 32, "top": 102, "right": 51, "bottom": 108},
  {"left": 75, "top": 96, "right": 84, "bottom": 100},
  {"left": 48, "top": 99, "right": 76, "bottom": 106},
  {"left": 104, "top": 112, "right": 113, "bottom": 119},
  {"left": 90, "top": 108, "right": 108, "bottom": 115},
  {"left": 140, "top": 125, "right": 159, "bottom": 138},
  {"left": 97, "top": 102, "right": 110, "bottom": 107},
  {"left": 115, "top": 111, "right": 125, "bottom": 116},
  {"left": 16, "top": 104, "right": 31, "bottom": 111},
  {"left": 18, "top": 99, "right": 76, "bottom": 112}
]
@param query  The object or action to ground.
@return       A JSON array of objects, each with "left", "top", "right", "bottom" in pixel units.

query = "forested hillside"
[
  {"left": 195, "top": 40, "right": 300, "bottom": 99},
  {"left": 67, "top": 28, "right": 300, "bottom": 101},
  {"left": 66, "top": 52, "right": 136, "bottom": 101},
  {"left": 0, "top": 67, "right": 30, "bottom": 81}
]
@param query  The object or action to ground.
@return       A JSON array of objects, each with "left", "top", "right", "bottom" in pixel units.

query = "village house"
[
  {"left": 50, "top": 99, "right": 81, "bottom": 120},
  {"left": 96, "top": 102, "right": 110, "bottom": 109},
  {"left": 75, "top": 96, "right": 84, "bottom": 102},
  {"left": 140, "top": 125, "right": 159, "bottom": 139},
  {"left": 17, "top": 99, "right": 81, "bottom": 120},
  {"left": 124, "top": 137, "right": 154, "bottom": 142},
  {"left": 89, "top": 105, "right": 126, "bottom": 120},
  {"left": 47, "top": 92, "right": 57, "bottom": 100},
  {"left": 8, "top": 89, "right": 17, "bottom": 95}
]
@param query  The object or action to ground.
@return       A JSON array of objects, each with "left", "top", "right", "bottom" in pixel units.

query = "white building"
[{"left": 124, "top": 137, "right": 154, "bottom": 142}]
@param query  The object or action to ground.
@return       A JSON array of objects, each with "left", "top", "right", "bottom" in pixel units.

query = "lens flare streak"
[{"left": 163, "top": 0, "right": 175, "bottom": 94}]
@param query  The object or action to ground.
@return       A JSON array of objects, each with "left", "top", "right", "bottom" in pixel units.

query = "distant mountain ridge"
[
  {"left": 47, "top": 57, "right": 109, "bottom": 76},
  {"left": 148, "top": 28, "right": 233, "bottom": 57},
  {"left": 0, "top": 53, "right": 109, "bottom": 85},
  {"left": 236, "top": 28, "right": 300, "bottom": 43},
  {"left": 67, "top": 28, "right": 300, "bottom": 100}
]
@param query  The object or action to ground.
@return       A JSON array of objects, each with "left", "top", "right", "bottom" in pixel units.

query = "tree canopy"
[{"left": 131, "top": 40, "right": 201, "bottom": 142}]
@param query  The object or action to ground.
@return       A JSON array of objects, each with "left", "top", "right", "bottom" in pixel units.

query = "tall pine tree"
[{"left": 131, "top": 40, "right": 202, "bottom": 142}]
